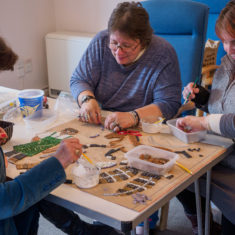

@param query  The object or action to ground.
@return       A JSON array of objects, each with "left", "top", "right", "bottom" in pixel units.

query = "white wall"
[
  {"left": 0, "top": 0, "right": 139, "bottom": 90},
  {"left": 53, "top": 0, "right": 135, "bottom": 34},
  {"left": 0, "top": 0, "right": 55, "bottom": 90}
]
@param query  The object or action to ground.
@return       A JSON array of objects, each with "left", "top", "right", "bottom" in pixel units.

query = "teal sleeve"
[{"left": 0, "top": 157, "right": 66, "bottom": 220}]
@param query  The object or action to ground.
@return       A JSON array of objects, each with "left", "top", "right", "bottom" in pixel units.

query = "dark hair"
[
  {"left": 215, "top": 0, "right": 235, "bottom": 40},
  {"left": 0, "top": 37, "right": 18, "bottom": 71},
  {"left": 108, "top": 1, "right": 153, "bottom": 47}
]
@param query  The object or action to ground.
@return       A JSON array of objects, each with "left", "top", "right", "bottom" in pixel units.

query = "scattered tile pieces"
[
  {"left": 128, "top": 135, "right": 141, "bottom": 146},
  {"left": 89, "top": 134, "right": 100, "bottom": 138},
  {"left": 164, "top": 174, "right": 174, "bottom": 180},
  {"left": 132, "top": 193, "right": 151, "bottom": 204},
  {"left": 8, "top": 153, "right": 27, "bottom": 164},
  {"left": 105, "top": 148, "right": 121, "bottom": 156},
  {"left": 175, "top": 150, "right": 192, "bottom": 158},
  {"left": 16, "top": 162, "right": 40, "bottom": 169},
  {"left": 4, "top": 149, "right": 18, "bottom": 157},
  {"left": 61, "top": 128, "right": 78, "bottom": 135},
  {"left": 96, "top": 161, "right": 117, "bottom": 169},
  {"left": 120, "top": 160, "right": 128, "bottom": 165},
  {"left": 89, "top": 144, "right": 106, "bottom": 148}
]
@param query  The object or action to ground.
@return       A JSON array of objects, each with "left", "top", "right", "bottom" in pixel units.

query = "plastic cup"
[
  {"left": 18, "top": 89, "right": 44, "bottom": 118},
  {"left": 141, "top": 116, "right": 161, "bottom": 133}
]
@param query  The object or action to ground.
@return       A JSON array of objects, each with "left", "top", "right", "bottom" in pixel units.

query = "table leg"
[
  {"left": 159, "top": 202, "right": 170, "bottom": 231},
  {"left": 195, "top": 179, "right": 203, "bottom": 235},
  {"left": 143, "top": 218, "right": 149, "bottom": 235},
  {"left": 205, "top": 170, "right": 211, "bottom": 235},
  {"left": 130, "top": 229, "right": 136, "bottom": 235}
]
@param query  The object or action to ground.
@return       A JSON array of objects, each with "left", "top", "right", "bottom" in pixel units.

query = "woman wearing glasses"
[{"left": 70, "top": 1, "right": 182, "bottom": 133}]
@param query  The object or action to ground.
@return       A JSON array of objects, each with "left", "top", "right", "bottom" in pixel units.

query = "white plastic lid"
[{"left": 18, "top": 89, "right": 44, "bottom": 98}]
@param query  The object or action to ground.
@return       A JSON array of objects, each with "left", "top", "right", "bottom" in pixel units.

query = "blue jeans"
[
  {"left": 138, "top": 211, "right": 159, "bottom": 229},
  {"left": 14, "top": 204, "right": 40, "bottom": 235},
  {"left": 39, "top": 199, "right": 121, "bottom": 235}
]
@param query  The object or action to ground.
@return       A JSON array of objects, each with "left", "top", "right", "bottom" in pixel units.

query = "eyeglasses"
[{"left": 109, "top": 42, "right": 139, "bottom": 53}]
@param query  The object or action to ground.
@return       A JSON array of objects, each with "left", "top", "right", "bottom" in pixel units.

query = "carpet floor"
[{"left": 38, "top": 197, "right": 194, "bottom": 235}]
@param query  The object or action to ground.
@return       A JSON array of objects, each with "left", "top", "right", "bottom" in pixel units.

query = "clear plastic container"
[
  {"left": 54, "top": 91, "right": 78, "bottom": 120},
  {"left": 3, "top": 107, "right": 22, "bottom": 123},
  {"left": 125, "top": 145, "right": 178, "bottom": 175},
  {"left": 141, "top": 116, "right": 170, "bottom": 134},
  {"left": 23, "top": 109, "right": 57, "bottom": 132},
  {"left": 72, "top": 159, "right": 100, "bottom": 188},
  {"left": 141, "top": 120, "right": 162, "bottom": 133},
  {"left": 167, "top": 118, "right": 207, "bottom": 144}
]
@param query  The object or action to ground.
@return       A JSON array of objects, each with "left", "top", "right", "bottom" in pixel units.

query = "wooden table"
[{"left": 4, "top": 98, "right": 234, "bottom": 235}]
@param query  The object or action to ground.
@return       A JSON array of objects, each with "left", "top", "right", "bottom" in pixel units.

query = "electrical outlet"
[
  {"left": 25, "top": 59, "right": 32, "bottom": 73},
  {"left": 15, "top": 61, "right": 25, "bottom": 78}
]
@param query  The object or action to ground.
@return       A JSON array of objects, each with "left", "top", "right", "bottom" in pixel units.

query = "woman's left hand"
[
  {"left": 176, "top": 115, "right": 207, "bottom": 132},
  {"left": 104, "top": 112, "right": 135, "bottom": 132}
]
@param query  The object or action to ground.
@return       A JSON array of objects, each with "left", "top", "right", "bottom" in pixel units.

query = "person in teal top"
[{"left": 0, "top": 36, "right": 122, "bottom": 235}]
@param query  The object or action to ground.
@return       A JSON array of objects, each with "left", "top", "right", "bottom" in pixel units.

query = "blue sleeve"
[
  {"left": 70, "top": 32, "right": 103, "bottom": 103},
  {"left": 0, "top": 157, "right": 66, "bottom": 220},
  {"left": 152, "top": 50, "right": 182, "bottom": 119}
]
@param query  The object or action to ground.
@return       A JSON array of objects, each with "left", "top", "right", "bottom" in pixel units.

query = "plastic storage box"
[
  {"left": 167, "top": 118, "right": 207, "bottom": 144},
  {"left": 125, "top": 145, "right": 178, "bottom": 175}
]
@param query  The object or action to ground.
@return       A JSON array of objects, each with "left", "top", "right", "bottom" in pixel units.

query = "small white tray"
[
  {"left": 141, "top": 121, "right": 170, "bottom": 134},
  {"left": 167, "top": 118, "right": 207, "bottom": 144},
  {"left": 125, "top": 145, "right": 178, "bottom": 175}
]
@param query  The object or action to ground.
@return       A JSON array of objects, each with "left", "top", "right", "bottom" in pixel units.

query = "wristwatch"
[{"left": 80, "top": 95, "right": 95, "bottom": 107}]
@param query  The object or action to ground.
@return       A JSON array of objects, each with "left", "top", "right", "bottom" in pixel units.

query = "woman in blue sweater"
[
  {"left": 70, "top": 2, "right": 182, "bottom": 234},
  {"left": 70, "top": 1, "right": 182, "bottom": 132}
]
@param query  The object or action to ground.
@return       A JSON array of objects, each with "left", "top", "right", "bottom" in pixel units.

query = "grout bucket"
[{"left": 18, "top": 89, "right": 44, "bottom": 118}]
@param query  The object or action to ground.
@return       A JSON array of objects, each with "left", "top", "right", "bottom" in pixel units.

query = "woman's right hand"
[
  {"left": 78, "top": 99, "right": 102, "bottom": 124},
  {"left": 182, "top": 82, "right": 200, "bottom": 101},
  {"left": 55, "top": 137, "right": 82, "bottom": 169}
]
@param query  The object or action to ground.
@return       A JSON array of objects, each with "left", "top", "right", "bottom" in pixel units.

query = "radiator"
[{"left": 45, "top": 31, "right": 95, "bottom": 98}]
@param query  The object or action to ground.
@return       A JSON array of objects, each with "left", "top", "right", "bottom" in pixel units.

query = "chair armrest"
[
  {"left": 174, "top": 101, "right": 195, "bottom": 118},
  {"left": 201, "top": 65, "right": 219, "bottom": 75}
]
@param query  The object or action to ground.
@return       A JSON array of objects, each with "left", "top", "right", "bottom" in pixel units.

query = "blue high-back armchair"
[
  {"left": 142, "top": 0, "right": 209, "bottom": 102},
  {"left": 192, "top": 0, "right": 229, "bottom": 65},
  {"left": 141, "top": 0, "right": 209, "bottom": 230}
]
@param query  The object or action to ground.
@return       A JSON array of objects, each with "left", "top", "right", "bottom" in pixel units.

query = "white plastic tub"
[
  {"left": 167, "top": 118, "right": 207, "bottom": 144},
  {"left": 18, "top": 89, "right": 44, "bottom": 117},
  {"left": 125, "top": 145, "right": 178, "bottom": 175}
]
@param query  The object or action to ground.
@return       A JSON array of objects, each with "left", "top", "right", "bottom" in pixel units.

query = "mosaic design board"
[
  {"left": 12, "top": 119, "right": 227, "bottom": 212},
  {"left": 13, "top": 136, "right": 61, "bottom": 156}
]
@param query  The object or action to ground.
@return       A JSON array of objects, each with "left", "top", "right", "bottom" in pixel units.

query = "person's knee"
[{"left": 222, "top": 215, "right": 235, "bottom": 235}]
